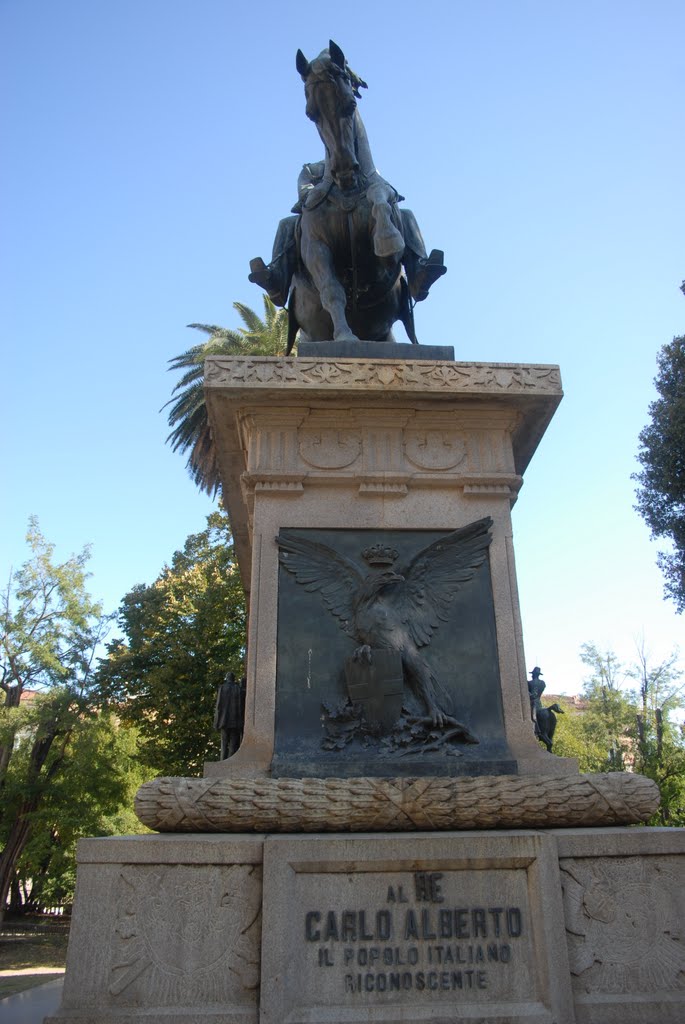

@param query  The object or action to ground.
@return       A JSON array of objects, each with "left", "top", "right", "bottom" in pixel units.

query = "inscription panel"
[{"left": 261, "top": 834, "right": 574, "bottom": 1024}]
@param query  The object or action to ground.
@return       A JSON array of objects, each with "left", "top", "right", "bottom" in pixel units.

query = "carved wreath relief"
[
  {"left": 298, "top": 429, "right": 361, "bottom": 468},
  {"left": 109, "top": 865, "right": 261, "bottom": 1007},
  {"left": 296, "top": 427, "right": 467, "bottom": 473},
  {"left": 404, "top": 430, "right": 467, "bottom": 471},
  {"left": 560, "top": 856, "right": 685, "bottom": 996}
]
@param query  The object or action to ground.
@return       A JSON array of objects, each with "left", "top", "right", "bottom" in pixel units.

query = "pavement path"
[{"left": 0, "top": 975, "right": 64, "bottom": 1023}]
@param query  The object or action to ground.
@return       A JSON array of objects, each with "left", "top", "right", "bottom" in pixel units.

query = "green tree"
[
  {"left": 574, "top": 643, "right": 636, "bottom": 770},
  {"left": 629, "top": 640, "right": 683, "bottom": 750},
  {"left": 551, "top": 645, "right": 634, "bottom": 770},
  {"left": 97, "top": 509, "right": 247, "bottom": 776},
  {"left": 0, "top": 519, "right": 112, "bottom": 920},
  {"left": 627, "top": 642, "right": 685, "bottom": 825},
  {"left": 634, "top": 330, "right": 685, "bottom": 612},
  {"left": 165, "top": 296, "right": 288, "bottom": 495},
  {"left": 552, "top": 642, "right": 685, "bottom": 825},
  {"left": 4, "top": 715, "right": 147, "bottom": 912},
  {"left": 547, "top": 696, "right": 613, "bottom": 772}
]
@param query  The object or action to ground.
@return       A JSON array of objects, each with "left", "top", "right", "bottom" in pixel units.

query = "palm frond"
[
  {"left": 165, "top": 298, "right": 290, "bottom": 494},
  {"left": 186, "top": 326, "right": 245, "bottom": 348},
  {"left": 233, "top": 302, "right": 267, "bottom": 335},
  {"left": 262, "top": 293, "right": 279, "bottom": 331},
  {"left": 186, "top": 323, "right": 227, "bottom": 336}
]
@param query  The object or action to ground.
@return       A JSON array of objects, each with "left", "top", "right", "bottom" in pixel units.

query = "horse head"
[{"left": 296, "top": 41, "right": 363, "bottom": 193}]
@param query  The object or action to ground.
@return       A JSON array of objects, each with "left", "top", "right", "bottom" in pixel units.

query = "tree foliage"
[
  {"left": 634, "top": 333, "right": 685, "bottom": 611},
  {"left": 4, "top": 713, "right": 146, "bottom": 912},
  {"left": 627, "top": 641, "right": 685, "bottom": 825},
  {"left": 165, "top": 296, "right": 288, "bottom": 495},
  {"left": 552, "top": 644, "right": 636, "bottom": 771},
  {"left": 97, "top": 509, "right": 247, "bottom": 776},
  {"left": 552, "top": 643, "right": 685, "bottom": 825},
  {"left": 543, "top": 698, "right": 611, "bottom": 772},
  {"left": 0, "top": 519, "right": 119, "bottom": 919}
]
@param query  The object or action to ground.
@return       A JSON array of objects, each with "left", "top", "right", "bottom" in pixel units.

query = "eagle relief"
[{"left": 275, "top": 518, "right": 509, "bottom": 773}]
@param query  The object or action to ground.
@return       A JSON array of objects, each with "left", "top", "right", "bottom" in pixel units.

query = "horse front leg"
[{"left": 301, "top": 237, "right": 359, "bottom": 342}]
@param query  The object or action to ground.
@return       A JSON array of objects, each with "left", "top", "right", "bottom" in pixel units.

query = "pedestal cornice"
[{"left": 204, "top": 357, "right": 563, "bottom": 598}]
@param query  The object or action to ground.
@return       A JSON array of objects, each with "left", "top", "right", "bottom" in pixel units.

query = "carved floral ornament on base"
[{"left": 204, "top": 357, "right": 563, "bottom": 394}]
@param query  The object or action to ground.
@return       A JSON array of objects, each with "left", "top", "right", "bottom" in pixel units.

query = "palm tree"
[{"left": 165, "top": 295, "right": 288, "bottom": 495}]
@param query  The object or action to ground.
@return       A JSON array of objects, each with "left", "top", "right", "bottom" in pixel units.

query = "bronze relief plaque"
[{"left": 273, "top": 524, "right": 515, "bottom": 777}]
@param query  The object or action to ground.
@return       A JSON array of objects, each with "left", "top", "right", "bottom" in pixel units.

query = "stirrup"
[
  {"left": 248, "top": 257, "right": 271, "bottom": 288},
  {"left": 411, "top": 249, "right": 446, "bottom": 302},
  {"left": 249, "top": 258, "right": 287, "bottom": 307}
]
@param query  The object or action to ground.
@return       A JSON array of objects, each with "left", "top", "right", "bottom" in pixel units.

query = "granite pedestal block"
[
  {"left": 201, "top": 356, "right": 570, "bottom": 783},
  {"left": 45, "top": 828, "right": 685, "bottom": 1024},
  {"left": 47, "top": 358, "right": 676, "bottom": 1024},
  {"left": 296, "top": 339, "right": 455, "bottom": 360}
]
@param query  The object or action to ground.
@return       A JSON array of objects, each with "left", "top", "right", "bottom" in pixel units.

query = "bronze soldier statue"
[
  {"left": 214, "top": 671, "right": 244, "bottom": 759},
  {"left": 528, "top": 667, "right": 564, "bottom": 753}
]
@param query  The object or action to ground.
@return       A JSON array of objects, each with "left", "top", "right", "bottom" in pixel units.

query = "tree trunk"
[
  {"left": 8, "top": 875, "right": 22, "bottom": 915},
  {"left": 0, "top": 683, "right": 23, "bottom": 801},
  {"left": 0, "top": 736, "right": 16, "bottom": 795},
  {"left": 0, "top": 721, "right": 62, "bottom": 924},
  {"left": 0, "top": 807, "right": 35, "bottom": 924}
]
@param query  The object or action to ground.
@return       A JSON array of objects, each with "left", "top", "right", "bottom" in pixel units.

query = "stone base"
[
  {"left": 133, "top": 771, "right": 660, "bottom": 832},
  {"left": 47, "top": 827, "right": 685, "bottom": 1024},
  {"left": 203, "top": 356, "right": 566, "bottom": 785},
  {"left": 296, "top": 339, "right": 455, "bottom": 360}
]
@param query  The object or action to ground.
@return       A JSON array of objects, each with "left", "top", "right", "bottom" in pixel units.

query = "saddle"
[{"left": 298, "top": 177, "right": 404, "bottom": 214}]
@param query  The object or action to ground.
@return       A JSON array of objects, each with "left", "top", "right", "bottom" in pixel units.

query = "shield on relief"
[{"left": 345, "top": 649, "right": 404, "bottom": 732}]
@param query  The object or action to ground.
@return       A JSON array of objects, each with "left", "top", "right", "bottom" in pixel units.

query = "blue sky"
[{"left": 2, "top": 0, "right": 684, "bottom": 694}]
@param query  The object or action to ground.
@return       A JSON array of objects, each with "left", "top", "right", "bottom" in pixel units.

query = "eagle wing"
[
  {"left": 277, "top": 530, "right": 362, "bottom": 636},
  {"left": 395, "top": 517, "right": 493, "bottom": 648}
]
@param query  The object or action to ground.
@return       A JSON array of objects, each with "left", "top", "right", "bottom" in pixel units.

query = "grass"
[{"left": 0, "top": 919, "right": 69, "bottom": 998}]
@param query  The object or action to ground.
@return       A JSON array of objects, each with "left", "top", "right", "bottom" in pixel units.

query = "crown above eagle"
[{"left": 362, "top": 544, "right": 399, "bottom": 568}]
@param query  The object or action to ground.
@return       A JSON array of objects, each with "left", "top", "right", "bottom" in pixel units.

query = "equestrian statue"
[
  {"left": 249, "top": 41, "right": 446, "bottom": 352},
  {"left": 528, "top": 666, "right": 565, "bottom": 753}
]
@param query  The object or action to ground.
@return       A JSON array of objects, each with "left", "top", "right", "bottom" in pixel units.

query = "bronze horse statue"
[
  {"left": 535, "top": 703, "right": 564, "bottom": 752},
  {"left": 249, "top": 42, "right": 446, "bottom": 351}
]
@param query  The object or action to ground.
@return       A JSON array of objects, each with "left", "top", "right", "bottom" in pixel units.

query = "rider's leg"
[
  {"left": 249, "top": 216, "right": 298, "bottom": 307},
  {"left": 366, "top": 180, "right": 405, "bottom": 259},
  {"left": 400, "top": 209, "right": 447, "bottom": 302}
]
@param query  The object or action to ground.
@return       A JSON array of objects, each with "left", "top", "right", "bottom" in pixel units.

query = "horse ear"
[
  {"left": 296, "top": 49, "right": 311, "bottom": 79},
  {"left": 328, "top": 40, "right": 346, "bottom": 69}
]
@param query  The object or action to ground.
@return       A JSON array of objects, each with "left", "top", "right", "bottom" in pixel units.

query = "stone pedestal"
[
  {"left": 131, "top": 355, "right": 660, "bottom": 831},
  {"left": 47, "top": 355, "right": 678, "bottom": 1024},
  {"left": 46, "top": 827, "right": 685, "bottom": 1024},
  {"left": 202, "top": 356, "right": 570, "bottom": 782}
]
